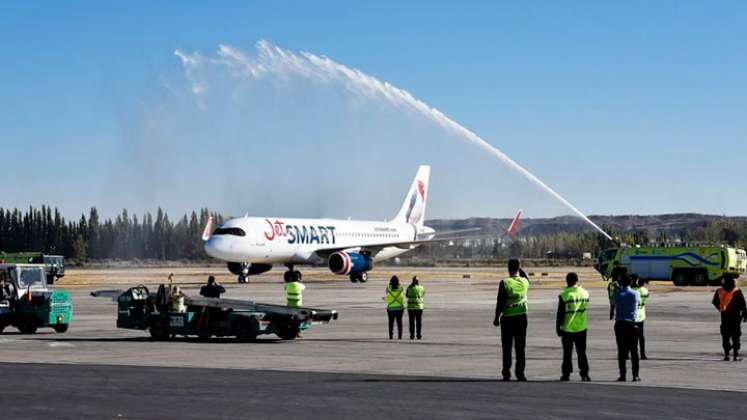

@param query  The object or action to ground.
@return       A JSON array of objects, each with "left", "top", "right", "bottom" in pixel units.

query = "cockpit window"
[{"left": 213, "top": 227, "right": 246, "bottom": 237}]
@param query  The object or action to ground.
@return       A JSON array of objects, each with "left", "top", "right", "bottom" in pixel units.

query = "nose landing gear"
[{"left": 238, "top": 263, "right": 250, "bottom": 284}]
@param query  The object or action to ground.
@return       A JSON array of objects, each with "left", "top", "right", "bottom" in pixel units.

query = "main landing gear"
[
  {"left": 284, "top": 265, "right": 302, "bottom": 283},
  {"left": 349, "top": 272, "right": 368, "bottom": 283}
]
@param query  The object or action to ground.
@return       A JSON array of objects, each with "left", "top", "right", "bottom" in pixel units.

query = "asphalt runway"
[
  {"left": 1, "top": 267, "right": 745, "bottom": 419},
  {"left": 1, "top": 362, "right": 743, "bottom": 420}
]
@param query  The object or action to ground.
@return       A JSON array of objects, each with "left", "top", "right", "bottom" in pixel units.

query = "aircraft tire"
[
  {"left": 349, "top": 274, "right": 359, "bottom": 283},
  {"left": 359, "top": 272, "right": 368, "bottom": 283}
]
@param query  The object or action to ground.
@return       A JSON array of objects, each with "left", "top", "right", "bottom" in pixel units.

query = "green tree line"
[{"left": 0, "top": 206, "right": 222, "bottom": 262}]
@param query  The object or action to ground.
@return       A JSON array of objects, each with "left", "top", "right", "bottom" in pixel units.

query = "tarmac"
[{"left": 1, "top": 266, "right": 745, "bottom": 419}]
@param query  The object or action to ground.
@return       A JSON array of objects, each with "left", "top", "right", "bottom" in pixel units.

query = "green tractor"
[{"left": 0, "top": 264, "right": 73, "bottom": 334}]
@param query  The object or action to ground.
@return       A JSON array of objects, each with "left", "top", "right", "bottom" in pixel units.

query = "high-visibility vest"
[
  {"left": 633, "top": 286, "right": 649, "bottom": 321},
  {"left": 559, "top": 286, "right": 590, "bottom": 333},
  {"left": 406, "top": 285, "right": 425, "bottom": 310},
  {"left": 607, "top": 281, "right": 619, "bottom": 304},
  {"left": 717, "top": 288, "right": 738, "bottom": 313},
  {"left": 385, "top": 286, "right": 404, "bottom": 310},
  {"left": 285, "top": 282, "right": 304, "bottom": 307},
  {"left": 502, "top": 276, "right": 529, "bottom": 317}
]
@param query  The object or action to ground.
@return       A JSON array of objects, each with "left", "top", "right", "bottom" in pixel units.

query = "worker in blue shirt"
[{"left": 611, "top": 273, "right": 641, "bottom": 382}]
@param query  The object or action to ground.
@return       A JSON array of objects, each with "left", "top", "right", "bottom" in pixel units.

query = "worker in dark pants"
[
  {"left": 607, "top": 265, "right": 624, "bottom": 321},
  {"left": 612, "top": 273, "right": 641, "bottom": 382},
  {"left": 406, "top": 276, "right": 425, "bottom": 340},
  {"left": 494, "top": 259, "right": 530, "bottom": 381},
  {"left": 197, "top": 276, "right": 226, "bottom": 332},
  {"left": 384, "top": 276, "right": 405, "bottom": 340},
  {"left": 556, "top": 272, "right": 591, "bottom": 382},
  {"left": 712, "top": 275, "right": 747, "bottom": 361},
  {"left": 631, "top": 274, "right": 650, "bottom": 359},
  {"left": 200, "top": 276, "right": 226, "bottom": 298}
]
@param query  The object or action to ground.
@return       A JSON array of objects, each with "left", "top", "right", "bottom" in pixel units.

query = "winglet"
[
  {"left": 202, "top": 216, "right": 214, "bottom": 241},
  {"left": 507, "top": 210, "right": 522, "bottom": 238}
]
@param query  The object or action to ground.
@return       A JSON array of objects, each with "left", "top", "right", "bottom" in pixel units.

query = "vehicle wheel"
[
  {"left": 235, "top": 318, "right": 258, "bottom": 342},
  {"left": 47, "top": 275, "right": 56, "bottom": 285},
  {"left": 17, "top": 319, "right": 38, "bottom": 334},
  {"left": 349, "top": 274, "right": 359, "bottom": 283},
  {"left": 693, "top": 270, "right": 709, "bottom": 286},
  {"left": 672, "top": 269, "right": 688, "bottom": 286},
  {"left": 53, "top": 324, "right": 69, "bottom": 333},
  {"left": 275, "top": 323, "right": 299, "bottom": 340},
  {"left": 149, "top": 318, "right": 168, "bottom": 340},
  {"left": 358, "top": 272, "right": 368, "bottom": 283}
]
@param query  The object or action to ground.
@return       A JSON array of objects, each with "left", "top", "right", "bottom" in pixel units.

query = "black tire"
[
  {"left": 693, "top": 269, "right": 709, "bottom": 286},
  {"left": 17, "top": 319, "right": 38, "bottom": 334},
  {"left": 349, "top": 274, "right": 359, "bottom": 283},
  {"left": 53, "top": 324, "right": 69, "bottom": 333},
  {"left": 358, "top": 272, "right": 368, "bottom": 283},
  {"left": 275, "top": 323, "right": 299, "bottom": 340},
  {"left": 672, "top": 269, "right": 689, "bottom": 286},
  {"left": 149, "top": 318, "right": 168, "bottom": 340},
  {"left": 235, "top": 318, "right": 258, "bottom": 342},
  {"left": 47, "top": 275, "right": 56, "bottom": 285}
]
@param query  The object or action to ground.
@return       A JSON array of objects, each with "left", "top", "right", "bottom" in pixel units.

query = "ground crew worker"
[
  {"left": 285, "top": 271, "right": 306, "bottom": 308},
  {"left": 631, "top": 274, "right": 649, "bottom": 359},
  {"left": 611, "top": 273, "right": 641, "bottom": 382},
  {"left": 607, "top": 266, "right": 623, "bottom": 320},
  {"left": 493, "top": 259, "right": 530, "bottom": 381},
  {"left": 200, "top": 276, "right": 225, "bottom": 298},
  {"left": 170, "top": 286, "right": 186, "bottom": 313},
  {"left": 712, "top": 275, "right": 747, "bottom": 361},
  {"left": 556, "top": 272, "right": 590, "bottom": 382},
  {"left": 384, "top": 276, "right": 405, "bottom": 340},
  {"left": 406, "top": 276, "right": 425, "bottom": 340}
]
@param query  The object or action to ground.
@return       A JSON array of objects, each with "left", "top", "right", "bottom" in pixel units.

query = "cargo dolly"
[{"left": 94, "top": 284, "right": 337, "bottom": 341}]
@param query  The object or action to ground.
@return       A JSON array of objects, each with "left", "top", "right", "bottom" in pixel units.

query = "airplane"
[{"left": 202, "top": 165, "right": 493, "bottom": 284}]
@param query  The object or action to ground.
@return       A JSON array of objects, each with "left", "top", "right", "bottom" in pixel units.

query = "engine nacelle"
[
  {"left": 328, "top": 251, "right": 373, "bottom": 275},
  {"left": 227, "top": 262, "right": 273, "bottom": 276}
]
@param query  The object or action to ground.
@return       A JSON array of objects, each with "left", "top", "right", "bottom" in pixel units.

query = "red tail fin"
[
  {"left": 202, "top": 217, "right": 214, "bottom": 241},
  {"left": 507, "top": 210, "right": 522, "bottom": 238}
]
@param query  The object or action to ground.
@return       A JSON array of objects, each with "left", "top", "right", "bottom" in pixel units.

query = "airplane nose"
[{"left": 204, "top": 237, "right": 222, "bottom": 259}]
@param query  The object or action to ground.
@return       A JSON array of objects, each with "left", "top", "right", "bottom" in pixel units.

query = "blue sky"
[{"left": 1, "top": 1, "right": 745, "bottom": 220}]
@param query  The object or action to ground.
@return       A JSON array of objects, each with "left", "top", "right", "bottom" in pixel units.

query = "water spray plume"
[{"left": 175, "top": 40, "right": 613, "bottom": 241}]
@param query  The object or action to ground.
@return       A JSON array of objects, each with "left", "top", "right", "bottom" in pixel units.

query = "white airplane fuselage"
[{"left": 204, "top": 217, "right": 434, "bottom": 265}]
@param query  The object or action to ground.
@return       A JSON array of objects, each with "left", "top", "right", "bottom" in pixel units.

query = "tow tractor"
[
  {"left": 94, "top": 284, "right": 337, "bottom": 341},
  {"left": 0, "top": 263, "right": 73, "bottom": 334}
]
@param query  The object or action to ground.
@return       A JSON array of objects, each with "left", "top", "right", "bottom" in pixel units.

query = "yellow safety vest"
[
  {"left": 502, "top": 276, "right": 529, "bottom": 317},
  {"left": 285, "top": 282, "right": 304, "bottom": 307},
  {"left": 633, "top": 286, "right": 649, "bottom": 321},
  {"left": 607, "top": 281, "right": 619, "bottom": 304},
  {"left": 406, "top": 285, "right": 425, "bottom": 310},
  {"left": 385, "top": 286, "right": 404, "bottom": 310},
  {"left": 559, "top": 286, "right": 590, "bottom": 333}
]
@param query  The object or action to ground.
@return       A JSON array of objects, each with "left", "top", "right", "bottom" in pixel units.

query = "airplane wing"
[
  {"left": 428, "top": 227, "right": 481, "bottom": 237},
  {"left": 312, "top": 235, "right": 477, "bottom": 259}
]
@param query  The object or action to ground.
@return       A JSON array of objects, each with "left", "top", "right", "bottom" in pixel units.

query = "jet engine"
[{"left": 328, "top": 251, "right": 373, "bottom": 275}]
